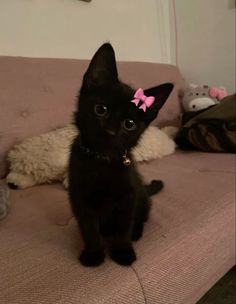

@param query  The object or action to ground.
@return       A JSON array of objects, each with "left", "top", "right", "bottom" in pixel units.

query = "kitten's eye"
[
  {"left": 122, "top": 119, "right": 136, "bottom": 131},
  {"left": 94, "top": 104, "right": 108, "bottom": 117}
]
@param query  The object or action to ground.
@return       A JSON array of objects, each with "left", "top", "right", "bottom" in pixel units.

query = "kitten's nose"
[{"left": 106, "top": 129, "right": 116, "bottom": 136}]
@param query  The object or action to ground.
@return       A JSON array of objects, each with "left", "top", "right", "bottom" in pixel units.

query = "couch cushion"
[
  {"left": 0, "top": 56, "right": 186, "bottom": 178},
  {"left": 0, "top": 152, "right": 234, "bottom": 304}
]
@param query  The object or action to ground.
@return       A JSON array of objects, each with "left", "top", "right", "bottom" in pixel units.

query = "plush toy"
[
  {"left": 0, "top": 180, "right": 10, "bottom": 220},
  {"left": 182, "top": 84, "right": 228, "bottom": 112}
]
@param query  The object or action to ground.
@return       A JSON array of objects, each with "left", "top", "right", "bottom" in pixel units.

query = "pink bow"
[
  {"left": 131, "top": 88, "right": 155, "bottom": 112},
  {"left": 209, "top": 87, "right": 227, "bottom": 101}
]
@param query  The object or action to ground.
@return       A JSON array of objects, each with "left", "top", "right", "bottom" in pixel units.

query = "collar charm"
[{"left": 123, "top": 151, "right": 131, "bottom": 166}]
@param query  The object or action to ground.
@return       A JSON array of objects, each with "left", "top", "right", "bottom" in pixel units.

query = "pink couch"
[{"left": 0, "top": 56, "right": 235, "bottom": 304}]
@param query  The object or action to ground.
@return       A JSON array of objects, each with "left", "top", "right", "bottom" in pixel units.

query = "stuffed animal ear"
[
  {"left": 143, "top": 83, "right": 174, "bottom": 124},
  {"left": 83, "top": 43, "right": 118, "bottom": 88}
]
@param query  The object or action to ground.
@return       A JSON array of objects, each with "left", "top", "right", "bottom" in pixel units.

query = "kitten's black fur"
[{"left": 68, "top": 43, "right": 173, "bottom": 267}]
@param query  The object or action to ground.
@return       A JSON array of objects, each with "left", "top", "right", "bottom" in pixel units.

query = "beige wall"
[
  {"left": 0, "top": 0, "right": 234, "bottom": 93},
  {"left": 0, "top": 0, "right": 171, "bottom": 63},
  {"left": 173, "top": 0, "right": 235, "bottom": 93}
]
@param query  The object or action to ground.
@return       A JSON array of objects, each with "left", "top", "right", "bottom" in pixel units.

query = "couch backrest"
[{"left": 0, "top": 56, "right": 186, "bottom": 178}]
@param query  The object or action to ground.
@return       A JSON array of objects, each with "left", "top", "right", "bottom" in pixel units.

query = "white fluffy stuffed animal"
[{"left": 7, "top": 124, "right": 177, "bottom": 189}]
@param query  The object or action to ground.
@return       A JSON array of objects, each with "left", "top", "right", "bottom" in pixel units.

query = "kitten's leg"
[
  {"left": 69, "top": 157, "right": 105, "bottom": 266},
  {"left": 132, "top": 193, "right": 151, "bottom": 241},
  {"left": 73, "top": 206, "right": 105, "bottom": 267},
  {"left": 132, "top": 222, "right": 144, "bottom": 242},
  {"left": 100, "top": 218, "right": 116, "bottom": 237},
  {"left": 110, "top": 195, "right": 136, "bottom": 266}
]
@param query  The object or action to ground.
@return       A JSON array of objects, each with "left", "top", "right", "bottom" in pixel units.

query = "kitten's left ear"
[
  {"left": 144, "top": 83, "right": 174, "bottom": 123},
  {"left": 83, "top": 43, "right": 118, "bottom": 88}
]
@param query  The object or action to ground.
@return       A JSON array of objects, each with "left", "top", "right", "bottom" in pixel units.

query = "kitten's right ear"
[
  {"left": 83, "top": 43, "right": 118, "bottom": 88},
  {"left": 143, "top": 83, "right": 174, "bottom": 124}
]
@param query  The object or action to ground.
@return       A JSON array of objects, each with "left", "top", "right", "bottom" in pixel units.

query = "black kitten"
[{"left": 68, "top": 43, "right": 173, "bottom": 267}]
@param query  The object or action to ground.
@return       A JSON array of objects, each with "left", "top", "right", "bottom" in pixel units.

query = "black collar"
[{"left": 77, "top": 137, "right": 131, "bottom": 166}]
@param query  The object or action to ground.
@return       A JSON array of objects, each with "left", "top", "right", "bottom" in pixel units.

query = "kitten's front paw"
[
  {"left": 79, "top": 249, "right": 105, "bottom": 267},
  {"left": 110, "top": 243, "right": 136, "bottom": 266}
]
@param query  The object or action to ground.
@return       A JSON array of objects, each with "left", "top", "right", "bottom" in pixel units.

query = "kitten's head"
[{"left": 75, "top": 43, "right": 173, "bottom": 156}]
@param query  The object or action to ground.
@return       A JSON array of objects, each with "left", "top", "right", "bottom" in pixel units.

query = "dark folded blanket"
[{"left": 175, "top": 94, "right": 236, "bottom": 153}]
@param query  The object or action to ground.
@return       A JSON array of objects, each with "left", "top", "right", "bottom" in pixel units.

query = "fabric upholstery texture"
[{"left": 0, "top": 56, "right": 234, "bottom": 304}]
